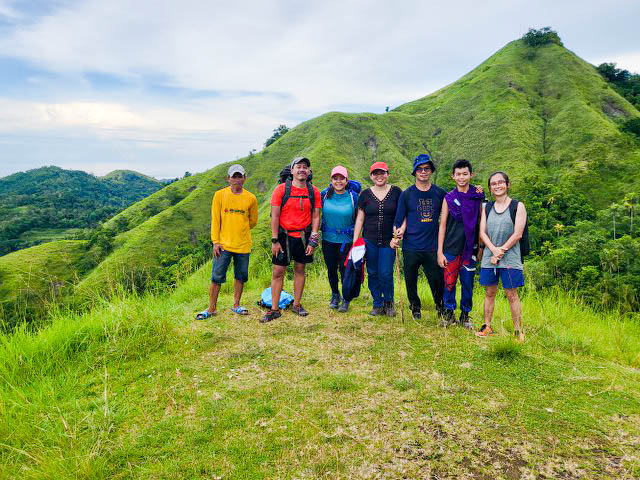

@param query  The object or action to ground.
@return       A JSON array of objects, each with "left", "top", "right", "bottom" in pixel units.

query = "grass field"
[{"left": 1, "top": 262, "right": 639, "bottom": 479}]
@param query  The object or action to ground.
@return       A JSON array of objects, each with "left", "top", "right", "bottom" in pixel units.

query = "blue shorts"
[
  {"left": 211, "top": 250, "right": 250, "bottom": 284},
  {"left": 479, "top": 267, "right": 524, "bottom": 289}
]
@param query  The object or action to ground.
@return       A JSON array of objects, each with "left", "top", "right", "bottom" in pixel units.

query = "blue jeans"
[
  {"left": 364, "top": 239, "right": 396, "bottom": 307},
  {"left": 443, "top": 252, "right": 476, "bottom": 313},
  {"left": 211, "top": 250, "right": 250, "bottom": 284}
]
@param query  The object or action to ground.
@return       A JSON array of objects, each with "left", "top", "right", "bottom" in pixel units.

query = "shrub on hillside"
[{"left": 522, "top": 27, "right": 563, "bottom": 48}]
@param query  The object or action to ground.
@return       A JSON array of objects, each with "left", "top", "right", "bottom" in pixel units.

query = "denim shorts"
[
  {"left": 211, "top": 250, "right": 250, "bottom": 284},
  {"left": 479, "top": 267, "right": 524, "bottom": 289}
]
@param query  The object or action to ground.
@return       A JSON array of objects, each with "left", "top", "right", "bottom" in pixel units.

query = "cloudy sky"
[{"left": 0, "top": 0, "right": 638, "bottom": 179}]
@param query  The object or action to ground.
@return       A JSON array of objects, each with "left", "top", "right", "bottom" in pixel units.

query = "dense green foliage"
[
  {"left": 596, "top": 62, "right": 640, "bottom": 109},
  {"left": 264, "top": 124, "right": 289, "bottom": 147},
  {"left": 0, "top": 167, "right": 162, "bottom": 255},
  {"left": 521, "top": 27, "right": 563, "bottom": 48}
]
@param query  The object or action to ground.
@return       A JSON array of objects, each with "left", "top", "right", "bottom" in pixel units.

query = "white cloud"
[{"left": 0, "top": 0, "right": 638, "bottom": 178}]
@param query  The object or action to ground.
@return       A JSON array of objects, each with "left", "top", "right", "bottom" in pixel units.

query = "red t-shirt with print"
[{"left": 270, "top": 183, "right": 322, "bottom": 238}]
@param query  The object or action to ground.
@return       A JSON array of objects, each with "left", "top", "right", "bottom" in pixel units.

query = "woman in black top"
[{"left": 352, "top": 161, "right": 402, "bottom": 316}]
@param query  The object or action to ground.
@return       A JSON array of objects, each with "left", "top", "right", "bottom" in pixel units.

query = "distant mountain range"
[
  {"left": 1, "top": 34, "right": 639, "bottom": 326},
  {"left": 0, "top": 166, "right": 163, "bottom": 256}
]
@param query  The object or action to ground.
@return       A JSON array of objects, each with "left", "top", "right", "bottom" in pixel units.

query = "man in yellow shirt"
[{"left": 196, "top": 164, "right": 258, "bottom": 319}]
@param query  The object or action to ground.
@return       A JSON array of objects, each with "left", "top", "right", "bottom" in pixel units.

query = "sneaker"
[
  {"left": 384, "top": 301, "right": 396, "bottom": 317},
  {"left": 439, "top": 309, "right": 455, "bottom": 327},
  {"left": 475, "top": 324, "right": 495, "bottom": 337},
  {"left": 369, "top": 306, "right": 385, "bottom": 316},
  {"left": 329, "top": 293, "right": 341, "bottom": 309},
  {"left": 411, "top": 306, "right": 422, "bottom": 320},
  {"left": 292, "top": 304, "right": 309, "bottom": 316},
  {"left": 435, "top": 305, "right": 446, "bottom": 319},
  {"left": 459, "top": 311, "right": 474, "bottom": 330},
  {"left": 514, "top": 330, "right": 525, "bottom": 342},
  {"left": 260, "top": 309, "right": 282, "bottom": 323},
  {"left": 337, "top": 300, "right": 349, "bottom": 313}
]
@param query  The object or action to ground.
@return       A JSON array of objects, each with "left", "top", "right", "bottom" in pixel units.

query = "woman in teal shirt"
[{"left": 320, "top": 166, "right": 360, "bottom": 312}]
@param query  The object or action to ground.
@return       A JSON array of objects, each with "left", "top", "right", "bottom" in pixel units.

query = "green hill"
[
  {"left": 2, "top": 36, "right": 640, "bottom": 326},
  {"left": 0, "top": 166, "right": 163, "bottom": 256}
]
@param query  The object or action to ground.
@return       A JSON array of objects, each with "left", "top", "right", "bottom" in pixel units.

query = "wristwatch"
[{"left": 271, "top": 238, "right": 279, "bottom": 244}]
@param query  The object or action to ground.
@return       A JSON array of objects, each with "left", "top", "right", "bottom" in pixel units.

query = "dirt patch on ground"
[{"left": 602, "top": 98, "right": 627, "bottom": 118}]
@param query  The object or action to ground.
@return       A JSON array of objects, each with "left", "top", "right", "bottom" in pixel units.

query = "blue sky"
[{"left": 0, "top": 0, "right": 638, "bottom": 179}]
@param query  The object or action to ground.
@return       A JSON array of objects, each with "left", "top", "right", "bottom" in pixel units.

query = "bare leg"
[
  {"left": 208, "top": 282, "right": 221, "bottom": 314},
  {"left": 292, "top": 262, "right": 306, "bottom": 306},
  {"left": 233, "top": 279, "right": 244, "bottom": 309},
  {"left": 483, "top": 285, "right": 498, "bottom": 327},
  {"left": 271, "top": 266, "right": 286, "bottom": 311},
  {"left": 504, "top": 288, "right": 523, "bottom": 340}
]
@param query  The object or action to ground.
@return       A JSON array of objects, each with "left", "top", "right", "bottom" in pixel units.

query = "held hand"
[
  {"left": 393, "top": 226, "right": 404, "bottom": 240},
  {"left": 271, "top": 242, "right": 283, "bottom": 257},
  {"left": 490, "top": 255, "right": 499, "bottom": 265},
  {"left": 213, "top": 243, "right": 223, "bottom": 257},
  {"left": 390, "top": 238, "right": 399, "bottom": 249},
  {"left": 437, "top": 252, "right": 447, "bottom": 268},
  {"left": 305, "top": 245, "right": 315, "bottom": 256},
  {"left": 490, "top": 246, "right": 504, "bottom": 259}
]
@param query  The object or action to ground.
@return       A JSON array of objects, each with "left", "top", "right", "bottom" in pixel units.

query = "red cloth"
[{"left": 271, "top": 183, "right": 321, "bottom": 237}]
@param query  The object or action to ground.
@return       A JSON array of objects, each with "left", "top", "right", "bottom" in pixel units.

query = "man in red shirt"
[{"left": 262, "top": 157, "right": 321, "bottom": 323}]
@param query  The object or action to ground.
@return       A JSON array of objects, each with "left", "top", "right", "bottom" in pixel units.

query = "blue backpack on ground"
[{"left": 258, "top": 287, "right": 294, "bottom": 309}]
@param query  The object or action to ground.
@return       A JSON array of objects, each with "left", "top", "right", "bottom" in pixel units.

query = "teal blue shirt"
[{"left": 322, "top": 191, "right": 355, "bottom": 243}]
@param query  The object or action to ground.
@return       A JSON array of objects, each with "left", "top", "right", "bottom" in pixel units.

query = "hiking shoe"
[
  {"left": 411, "top": 306, "right": 422, "bottom": 320},
  {"left": 329, "top": 293, "right": 341, "bottom": 309},
  {"left": 435, "top": 305, "right": 446, "bottom": 319},
  {"left": 475, "top": 324, "right": 495, "bottom": 337},
  {"left": 439, "top": 309, "right": 455, "bottom": 327},
  {"left": 292, "top": 304, "right": 309, "bottom": 316},
  {"left": 459, "top": 311, "right": 474, "bottom": 330},
  {"left": 384, "top": 301, "right": 396, "bottom": 317},
  {"left": 260, "top": 309, "right": 282, "bottom": 323},
  {"left": 369, "top": 306, "right": 385, "bottom": 316},
  {"left": 337, "top": 300, "right": 349, "bottom": 313}
]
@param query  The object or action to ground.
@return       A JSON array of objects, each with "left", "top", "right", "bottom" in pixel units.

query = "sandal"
[
  {"left": 230, "top": 306, "right": 249, "bottom": 315},
  {"left": 195, "top": 309, "right": 216, "bottom": 320}
]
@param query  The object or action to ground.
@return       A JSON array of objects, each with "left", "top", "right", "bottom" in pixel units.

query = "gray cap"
[
  {"left": 290, "top": 156, "right": 310, "bottom": 169},
  {"left": 227, "top": 164, "right": 246, "bottom": 176}
]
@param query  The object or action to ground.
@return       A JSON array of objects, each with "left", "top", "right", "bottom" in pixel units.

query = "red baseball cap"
[
  {"left": 370, "top": 161, "right": 389, "bottom": 173},
  {"left": 330, "top": 165, "right": 348, "bottom": 179}
]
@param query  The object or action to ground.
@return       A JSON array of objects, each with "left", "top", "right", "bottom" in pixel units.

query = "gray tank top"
[{"left": 481, "top": 201, "right": 523, "bottom": 270}]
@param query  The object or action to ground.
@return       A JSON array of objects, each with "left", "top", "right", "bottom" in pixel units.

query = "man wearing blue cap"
[{"left": 391, "top": 154, "right": 446, "bottom": 320}]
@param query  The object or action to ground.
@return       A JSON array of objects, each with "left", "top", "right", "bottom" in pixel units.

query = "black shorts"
[{"left": 272, "top": 232, "right": 314, "bottom": 266}]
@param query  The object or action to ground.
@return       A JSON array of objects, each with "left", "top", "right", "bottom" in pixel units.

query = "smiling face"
[
  {"left": 488, "top": 172, "right": 509, "bottom": 197},
  {"left": 331, "top": 174, "right": 347, "bottom": 193},
  {"left": 370, "top": 169, "right": 388, "bottom": 187},
  {"left": 414, "top": 164, "right": 433, "bottom": 183},
  {"left": 291, "top": 161, "right": 309, "bottom": 181},
  {"left": 452, "top": 167, "right": 472, "bottom": 189}
]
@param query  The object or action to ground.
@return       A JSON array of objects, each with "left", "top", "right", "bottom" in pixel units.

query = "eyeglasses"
[
  {"left": 415, "top": 166, "right": 432, "bottom": 173},
  {"left": 490, "top": 179, "right": 507, "bottom": 187}
]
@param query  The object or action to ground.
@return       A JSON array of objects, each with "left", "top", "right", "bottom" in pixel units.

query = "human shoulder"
[
  {"left": 432, "top": 184, "right": 446, "bottom": 198},
  {"left": 270, "top": 182, "right": 286, "bottom": 205},
  {"left": 243, "top": 189, "right": 258, "bottom": 202}
]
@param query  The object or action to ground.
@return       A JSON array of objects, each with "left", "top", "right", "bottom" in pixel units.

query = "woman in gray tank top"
[{"left": 475, "top": 172, "right": 527, "bottom": 341}]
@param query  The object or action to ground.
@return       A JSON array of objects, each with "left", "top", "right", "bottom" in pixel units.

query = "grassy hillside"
[
  {"left": 1, "top": 268, "right": 638, "bottom": 478},
  {"left": 3, "top": 37, "right": 640, "bottom": 324},
  {"left": 0, "top": 240, "right": 88, "bottom": 329},
  {"left": 0, "top": 166, "right": 163, "bottom": 255}
]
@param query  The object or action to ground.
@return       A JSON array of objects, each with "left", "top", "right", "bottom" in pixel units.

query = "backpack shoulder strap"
[
  {"left": 484, "top": 201, "right": 494, "bottom": 218},
  {"left": 508, "top": 199, "right": 518, "bottom": 224},
  {"left": 307, "top": 182, "right": 315, "bottom": 209},
  {"left": 281, "top": 178, "right": 292, "bottom": 209}
]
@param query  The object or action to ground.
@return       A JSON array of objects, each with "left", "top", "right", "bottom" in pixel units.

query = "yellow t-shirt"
[{"left": 210, "top": 187, "right": 258, "bottom": 253}]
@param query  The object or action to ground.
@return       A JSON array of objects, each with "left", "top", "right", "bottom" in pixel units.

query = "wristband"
[
  {"left": 307, "top": 237, "right": 319, "bottom": 248},
  {"left": 271, "top": 238, "right": 279, "bottom": 244}
]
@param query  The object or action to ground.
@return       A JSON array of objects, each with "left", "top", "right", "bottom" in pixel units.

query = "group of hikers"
[{"left": 196, "top": 154, "right": 527, "bottom": 340}]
